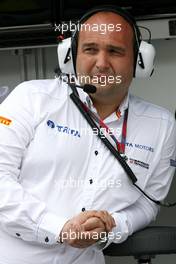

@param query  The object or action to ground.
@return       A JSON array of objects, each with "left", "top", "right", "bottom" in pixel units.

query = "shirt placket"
[{"left": 79, "top": 139, "right": 102, "bottom": 212}]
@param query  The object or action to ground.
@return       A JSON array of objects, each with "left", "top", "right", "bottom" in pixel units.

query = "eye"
[
  {"left": 83, "top": 47, "right": 98, "bottom": 54},
  {"left": 108, "top": 48, "right": 125, "bottom": 56}
]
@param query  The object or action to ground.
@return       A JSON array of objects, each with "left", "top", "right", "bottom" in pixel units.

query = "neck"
[
  {"left": 91, "top": 93, "right": 127, "bottom": 120},
  {"left": 93, "top": 102, "right": 118, "bottom": 120}
]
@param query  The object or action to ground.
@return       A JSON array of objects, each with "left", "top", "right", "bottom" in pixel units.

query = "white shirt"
[{"left": 0, "top": 78, "right": 175, "bottom": 264}]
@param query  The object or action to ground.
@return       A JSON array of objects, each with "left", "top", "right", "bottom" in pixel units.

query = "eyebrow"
[
  {"left": 81, "top": 43, "right": 98, "bottom": 49},
  {"left": 107, "top": 45, "right": 126, "bottom": 53}
]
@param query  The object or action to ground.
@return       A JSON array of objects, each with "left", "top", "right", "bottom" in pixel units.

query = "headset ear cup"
[
  {"left": 57, "top": 37, "right": 75, "bottom": 75},
  {"left": 135, "top": 41, "right": 155, "bottom": 78}
]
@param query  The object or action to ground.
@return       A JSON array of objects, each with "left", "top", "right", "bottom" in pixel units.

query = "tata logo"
[
  {"left": 125, "top": 142, "right": 154, "bottom": 152},
  {"left": 47, "top": 120, "right": 81, "bottom": 138}
]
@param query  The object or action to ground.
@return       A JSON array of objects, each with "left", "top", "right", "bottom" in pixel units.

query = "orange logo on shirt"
[
  {"left": 0, "top": 116, "right": 12, "bottom": 126},
  {"left": 116, "top": 110, "right": 121, "bottom": 119}
]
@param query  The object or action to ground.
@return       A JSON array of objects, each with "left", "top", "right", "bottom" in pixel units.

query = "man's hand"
[{"left": 59, "top": 210, "right": 116, "bottom": 248}]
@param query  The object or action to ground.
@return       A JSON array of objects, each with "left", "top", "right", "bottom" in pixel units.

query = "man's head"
[
  {"left": 72, "top": 6, "right": 140, "bottom": 74},
  {"left": 58, "top": 6, "right": 155, "bottom": 92},
  {"left": 74, "top": 7, "right": 138, "bottom": 103}
]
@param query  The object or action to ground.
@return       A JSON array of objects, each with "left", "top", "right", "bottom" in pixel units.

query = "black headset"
[{"left": 58, "top": 5, "right": 155, "bottom": 78}]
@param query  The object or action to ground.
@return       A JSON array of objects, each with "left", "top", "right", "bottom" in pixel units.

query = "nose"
[{"left": 95, "top": 51, "right": 110, "bottom": 71}]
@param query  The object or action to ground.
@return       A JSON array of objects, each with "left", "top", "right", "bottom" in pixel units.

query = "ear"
[
  {"left": 57, "top": 37, "right": 75, "bottom": 75},
  {"left": 135, "top": 41, "right": 155, "bottom": 78}
]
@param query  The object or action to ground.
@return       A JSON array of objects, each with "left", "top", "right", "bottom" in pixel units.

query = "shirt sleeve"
[
  {"left": 0, "top": 82, "right": 68, "bottom": 245},
  {"left": 143, "top": 114, "right": 176, "bottom": 202},
  {"left": 95, "top": 194, "right": 159, "bottom": 250}
]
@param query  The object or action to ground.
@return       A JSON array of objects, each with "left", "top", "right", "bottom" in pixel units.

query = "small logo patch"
[
  {"left": 129, "top": 158, "right": 149, "bottom": 169},
  {"left": 46, "top": 120, "right": 81, "bottom": 138},
  {"left": 0, "top": 116, "right": 12, "bottom": 126}
]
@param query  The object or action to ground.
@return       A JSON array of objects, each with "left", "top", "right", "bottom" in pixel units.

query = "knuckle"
[{"left": 100, "top": 210, "right": 107, "bottom": 215}]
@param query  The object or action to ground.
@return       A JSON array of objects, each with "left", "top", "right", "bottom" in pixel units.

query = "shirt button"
[
  {"left": 16, "top": 233, "right": 21, "bottom": 237},
  {"left": 94, "top": 150, "right": 98, "bottom": 155},
  {"left": 45, "top": 237, "right": 49, "bottom": 243},
  {"left": 89, "top": 179, "right": 93, "bottom": 184},
  {"left": 82, "top": 207, "right": 86, "bottom": 212}
]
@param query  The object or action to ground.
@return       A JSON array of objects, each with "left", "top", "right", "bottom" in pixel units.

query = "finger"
[
  {"left": 75, "top": 210, "right": 99, "bottom": 225},
  {"left": 67, "top": 227, "right": 107, "bottom": 248},
  {"left": 75, "top": 211, "right": 116, "bottom": 232},
  {"left": 79, "top": 211, "right": 109, "bottom": 230},
  {"left": 81, "top": 217, "right": 105, "bottom": 231},
  {"left": 93, "top": 211, "right": 110, "bottom": 230},
  {"left": 79, "top": 230, "right": 101, "bottom": 243},
  {"left": 94, "top": 211, "right": 116, "bottom": 231},
  {"left": 103, "top": 211, "right": 116, "bottom": 231},
  {"left": 88, "top": 228, "right": 107, "bottom": 242},
  {"left": 67, "top": 231, "right": 98, "bottom": 248}
]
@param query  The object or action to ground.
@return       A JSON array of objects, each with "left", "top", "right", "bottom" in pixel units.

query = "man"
[{"left": 0, "top": 5, "right": 175, "bottom": 264}]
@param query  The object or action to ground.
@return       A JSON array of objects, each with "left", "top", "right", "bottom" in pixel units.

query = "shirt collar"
[
  {"left": 104, "top": 93, "right": 129, "bottom": 123},
  {"left": 77, "top": 87, "right": 129, "bottom": 122}
]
